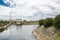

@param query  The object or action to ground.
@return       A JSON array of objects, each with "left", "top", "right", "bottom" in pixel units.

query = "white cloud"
[{"left": 0, "top": 0, "right": 60, "bottom": 20}]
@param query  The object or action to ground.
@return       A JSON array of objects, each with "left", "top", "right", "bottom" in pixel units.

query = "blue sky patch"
[{"left": 0, "top": 0, "right": 10, "bottom": 7}]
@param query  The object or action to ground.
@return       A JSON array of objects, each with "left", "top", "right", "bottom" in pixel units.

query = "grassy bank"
[
  {"left": 0, "top": 20, "right": 10, "bottom": 32},
  {"left": 53, "top": 33, "right": 60, "bottom": 40},
  {"left": 0, "top": 20, "right": 9, "bottom": 28}
]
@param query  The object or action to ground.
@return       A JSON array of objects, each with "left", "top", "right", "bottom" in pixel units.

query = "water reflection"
[
  {"left": 15, "top": 23, "right": 22, "bottom": 28},
  {"left": 16, "top": 25, "right": 22, "bottom": 31},
  {"left": 0, "top": 25, "right": 38, "bottom": 40}
]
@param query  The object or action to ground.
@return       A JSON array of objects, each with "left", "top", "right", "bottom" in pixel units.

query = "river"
[{"left": 0, "top": 25, "right": 38, "bottom": 40}]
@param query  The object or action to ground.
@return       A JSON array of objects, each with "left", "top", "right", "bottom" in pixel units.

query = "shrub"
[
  {"left": 44, "top": 18, "right": 53, "bottom": 28},
  {"left": 0, "top": 20, "right": 5, "bottom": 23},
  {"left": 54, "top": 14, "right": 60, "bottom": 30},
  {"left": 0, "top": 28, "right": 4, "bottom": 32},
  {"left": 39, "top": 19, "right": 44, "bottom": 26}
]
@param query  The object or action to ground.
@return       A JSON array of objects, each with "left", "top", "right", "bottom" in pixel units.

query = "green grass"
[{"left": 53, "top": 33, "right": 60, "bottom": 40}]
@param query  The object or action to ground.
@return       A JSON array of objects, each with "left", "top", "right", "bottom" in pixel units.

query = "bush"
[
  {"left": 44, "top": 18, "right": 53, "bottom": 28},
  {"left": 39, "top": 19, "right": 44, "bottom": 26},
  {"left": 0, "top": 28, "right": 4, "bottom": 32},
  {"left": 0, "top": 20, "right": 5, "bottom": 23},
  {"left": 54, "top": 14, "right": 60, "bottom": 30}
]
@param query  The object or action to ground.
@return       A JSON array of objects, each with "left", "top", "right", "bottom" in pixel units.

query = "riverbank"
[
  {"left": 0, "top": 23, "right": 10, "bottom": 32},
  {"left": 0, "top": 23, "right": 11, "bottom": 29},
  {"left": 0, "top": 20, "right": 10, "bottom": 28},
  {"left": 0, "top": 22, "right": 11, "bottom": 32},
  {"left": 32, "top": 26, "right": 60, "bottom": 40},
  {"left": 22, "top": 21, "right": 38, "bottom": 25},
  {"left": 0, "top": 23, "right": 7, "bottom": 29}
]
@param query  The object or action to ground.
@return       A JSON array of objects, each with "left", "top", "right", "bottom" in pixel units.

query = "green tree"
[
  {"left": 39, "top": 19, "right": 44, "bottom": 26},
  {"left": 54, "top": 14, "right": 60, "bottom": 30},
  {"left": 0, "top": 20, "right": 5, "bottom": 23},
  {"left": 44, "top": 18, "right": 53, "bottom": 28}
]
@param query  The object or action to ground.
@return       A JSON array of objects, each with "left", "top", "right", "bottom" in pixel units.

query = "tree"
[
  {"left": 44, "top": 18, "right": 53, "bottom": 28},
  {"left": 39, "top": 19, "right": 44, "bottom": 26},
  {"left": 54, "top": 14, "right": 60, "bottom": 30}
]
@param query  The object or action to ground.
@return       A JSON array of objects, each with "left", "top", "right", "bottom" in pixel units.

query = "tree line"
[{"left": 39, "top": 14, "right": 60, "bottom": 30}]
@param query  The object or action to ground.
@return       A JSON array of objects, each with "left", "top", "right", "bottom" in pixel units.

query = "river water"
[{"left": 0, "top": 25, "right": 38, "bottom": 40}]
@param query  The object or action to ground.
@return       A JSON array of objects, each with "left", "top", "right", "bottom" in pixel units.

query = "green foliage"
[
  {"left": 54, "top": 14, "right": 60, "bottom": 30},
  {"left": 38, "top": 14, "right": 60, "bottom": 29},
  {"left": 53, "top": 33, "right": 60, "bottom": 40},
  {"left": 39, "top": 19, "right": 44, "bottom": 26},
  {"left": 0, "top": 28, "right": 4, "bottom": 32},
  {"left": 44, "top": 18, "right": 53, "bottom": 28},
  {"left": 0, "top": 20, "right": 5, "bottom": 23}
]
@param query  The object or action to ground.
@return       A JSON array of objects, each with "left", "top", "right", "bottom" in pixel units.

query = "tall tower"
[{"left": 10, "top": 11, "right": 12, "bottom": 23}]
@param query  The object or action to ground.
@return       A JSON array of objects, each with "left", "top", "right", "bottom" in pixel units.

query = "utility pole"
[
  {"left": 9, "top": 11, "right": 12, "bottom": 40},
  {"left": 10, "top": 11, "right": 11, "bottom": 23}
]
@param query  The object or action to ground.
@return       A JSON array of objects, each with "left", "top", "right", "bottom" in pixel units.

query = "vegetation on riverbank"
[
  {"left": 54, "top": 14, "right": 60, "bottom": 30},
  {"left": 22, "top": 20, "right": 38, "bottom": 25},
  {"left": 43, "top": 18, "right": 53, "bottom": 28},
  {"left": 39, "top": 14, "right": 60, "bottom": 30},
  {"left": 0, "top": 20, "right": 10, "bottom": 32},
  {"left": 33, "top": 14, "right": 60, "bottom": 40},
  {"left": 39, "top": 19, "right": 44, "bottom": 26},
  {"left": 0, "top": 28, "right": 4, "bottom": 32},
  {"left": 0, "top": 20, "right": 9, "bottom": 27},
  {"left": 53, "top": 33, "right": 60, "bottom": 40}
]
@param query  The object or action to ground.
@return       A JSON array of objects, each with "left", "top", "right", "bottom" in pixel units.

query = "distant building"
[{"left": 14, "top": 19, "right": 23, "bottom": 25}]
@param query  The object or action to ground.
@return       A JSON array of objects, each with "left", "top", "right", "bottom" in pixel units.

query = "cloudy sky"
[{"left": 0, "top": 0, "right": 60, "bottom": 20}]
